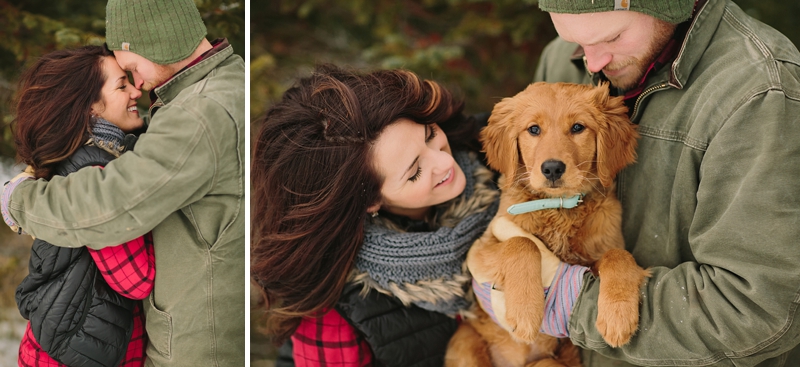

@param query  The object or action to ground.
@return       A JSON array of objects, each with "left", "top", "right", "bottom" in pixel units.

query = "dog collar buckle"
[{"left": 506, "top": 194, "right": 584, "bottom": 215}]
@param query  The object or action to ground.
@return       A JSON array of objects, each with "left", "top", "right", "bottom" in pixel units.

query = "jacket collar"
[
  {"left": 668, "top": 0, "right": 718, "bottom": 89},
  {"left": 150, "top": 39, "right": 234, "bottom": 106}
]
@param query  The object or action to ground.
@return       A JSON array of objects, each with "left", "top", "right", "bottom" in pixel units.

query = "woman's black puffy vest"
[
  {"left": 16, "top": 145, "right": 136, "bottom": 367},
  {"left": 335, "top": 284, "right": 458, "bottom": 367}
]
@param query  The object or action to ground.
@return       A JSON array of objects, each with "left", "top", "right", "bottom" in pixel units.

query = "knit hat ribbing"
[
  {"left": 105, "top": 0, "right": 207, "bottom": 64},
  {"left": 538, "top": 0, "right": 695, "bottom": 24}
]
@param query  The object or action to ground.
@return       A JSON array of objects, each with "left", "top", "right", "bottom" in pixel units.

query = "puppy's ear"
[
  {"left": 481, "top": 96, "right": 520, "bottom": 186},
  {"left": 591, "top": 83, "right": 639, "bottom": 187}
]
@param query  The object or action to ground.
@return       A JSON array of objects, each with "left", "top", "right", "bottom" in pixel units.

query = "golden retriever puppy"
[{"left": 446, "top": 82, "right": 649, "bottom": 367}]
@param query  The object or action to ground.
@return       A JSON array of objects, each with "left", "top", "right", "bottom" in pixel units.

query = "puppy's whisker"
[
  {"left": 577, "top": 174, "right": 606, "bottom": 197},
  {"left": 576, "top": 160, "right": 598, "bottom": 169},
  {"left": 513, "top": 172, "right": 530, "bottom": 187},
  {"left": 576, "top": 169, "right": 600, "bottom": 180}
]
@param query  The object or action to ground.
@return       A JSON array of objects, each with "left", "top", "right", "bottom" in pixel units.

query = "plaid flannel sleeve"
[
  {"left": 291, "top": 308, "right": 373, "bottom": 367},
  {"left": 88, "top": 232, "right": 155, "bottom": 300}
]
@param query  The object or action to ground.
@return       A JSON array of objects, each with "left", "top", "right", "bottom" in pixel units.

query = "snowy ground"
[
  {"left": 0, "top": 157, "right": 23, "bottom": 186},
  {"left": 0, "top": 308, "right": 26, "bottom": 366},
  {"left": 0, "top": 157, "right": 34, "bottom": 367}
]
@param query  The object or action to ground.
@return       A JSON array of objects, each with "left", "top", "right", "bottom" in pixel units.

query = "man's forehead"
[{"left": 112, "top": 51, "right": 136, "bottom": 69}]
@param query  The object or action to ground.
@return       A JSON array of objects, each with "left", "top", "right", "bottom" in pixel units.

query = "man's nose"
[
  {"left": 132, "top": 72, "right": 144, "bottom": 89},
  {"left": 582, "top": 45, "right": 612, "bottom": 73}
]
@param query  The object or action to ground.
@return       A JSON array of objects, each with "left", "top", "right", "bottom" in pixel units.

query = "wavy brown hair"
[
  {"left": 13, "top": 46, "right": 113, "bottom": 179},
  {"left": 251, "top": 64, "right": 477, "bottom": 343}
]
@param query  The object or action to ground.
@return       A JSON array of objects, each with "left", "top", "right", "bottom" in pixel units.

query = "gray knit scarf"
[
  {"left": 88, "top": 117, "right": 127, "bottom": 156},
  {"left": 354, "top": 150, "right": 499, "bottom": 315}
]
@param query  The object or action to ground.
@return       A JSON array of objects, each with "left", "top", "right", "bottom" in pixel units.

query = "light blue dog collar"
[{"left": 506, "top": 194, "right": 584, "bottom": 215}]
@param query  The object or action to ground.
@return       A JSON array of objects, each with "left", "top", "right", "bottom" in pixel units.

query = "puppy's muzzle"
[{"left": 541, "top": 159, "right": 566, "bottom": 182}]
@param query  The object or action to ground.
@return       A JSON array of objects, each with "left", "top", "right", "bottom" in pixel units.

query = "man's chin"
[{"left": 605, "top": 74, "right": 640, "bottom": 93}]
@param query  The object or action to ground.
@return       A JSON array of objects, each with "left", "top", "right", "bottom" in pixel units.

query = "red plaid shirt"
[
  {"left": 292, "top": 309, "right": 373, "bottom": 367},
  {"left": 18, "top": 233, "right": 155, "bottom": 367}
]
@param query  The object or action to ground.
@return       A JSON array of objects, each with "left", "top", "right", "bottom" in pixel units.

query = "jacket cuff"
[{"left": 2, "top": 175, "right": 33, "bottom": 233}]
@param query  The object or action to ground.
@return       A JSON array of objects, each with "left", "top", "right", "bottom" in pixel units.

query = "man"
[
  {"left": 2, "top": 0, "right": 244, "bottom": 365},
  {"left": 525, "top": 0, "right": 800, "bottom": 365}
]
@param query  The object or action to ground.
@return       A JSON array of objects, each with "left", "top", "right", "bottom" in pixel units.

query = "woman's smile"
[{"left": 435, "top": 167, "right": 453, "bottom": 188}]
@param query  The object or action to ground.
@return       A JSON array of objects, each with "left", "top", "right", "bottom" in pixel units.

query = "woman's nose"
[
  {"left": 131, "top": 88, "right": 142, "bottom": 99},
  {"left": 430, "top": 149, "right": 454, "bottom": 174}
]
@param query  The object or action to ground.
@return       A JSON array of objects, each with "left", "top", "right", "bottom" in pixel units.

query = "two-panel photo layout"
[{"left": 1, "top": 0, "right": 799, "bottom": 366}]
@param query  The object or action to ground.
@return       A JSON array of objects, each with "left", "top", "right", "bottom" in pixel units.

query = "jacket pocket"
[{"left": 146, "top": 292, "right": 173, "bottom": 358}]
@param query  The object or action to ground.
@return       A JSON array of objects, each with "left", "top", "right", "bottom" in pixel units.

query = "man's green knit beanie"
[
  {"left": 105, "top": 0, "right": 207, "bottom": 64},
  {"left": 538, "top": 0, "right": 695, "bottom": 24}
]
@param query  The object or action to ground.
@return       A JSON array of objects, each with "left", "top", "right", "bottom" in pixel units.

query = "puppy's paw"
[
  {"left": 595, "top": 248, "right": 648, "bottom": 347},
  {"left": 505, "top": 305, "right": 542, "bottom": 344},
  {"left": 595, "top": 293, "right": 639, "bottom": 347}
]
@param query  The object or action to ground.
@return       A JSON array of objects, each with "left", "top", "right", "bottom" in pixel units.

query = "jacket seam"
[
  {"left": 177, "top": 95, "right": 243, "bottom": 249},
  {"left": 721, "top": 7, "right": 780, "bottom": 86},
  {"left": 671, "top": 0, "right": 712, "bottom": 87},
  {"left": 206, "top": 249, "right": 218, "bottom": 366},
  {"left": 637, "top": 126, "right": 708, "bottom": 151},
  {"left": 186, "top": 93, "right": 243, "bottom": 248},
  {"left": 126, "top": 104, "right": 214, "bottom": 208},
  {"left": 184, "top": 206, "right": 210, "bottom": 247}
]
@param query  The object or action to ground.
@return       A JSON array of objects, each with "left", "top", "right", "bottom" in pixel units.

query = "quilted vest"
[
  {"left": 335, "top": 283, "right": 458, "bottom": 367},
  {"left": 16, "top": 145, "right": 136, "bottom": 367}
]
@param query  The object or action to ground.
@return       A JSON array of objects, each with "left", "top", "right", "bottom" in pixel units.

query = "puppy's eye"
[
  {"left": 527, "top": 125, "right": 541, "bottom": 136},
  {"left": 571, "top": 123, "right": 585, "bottom": 134}
]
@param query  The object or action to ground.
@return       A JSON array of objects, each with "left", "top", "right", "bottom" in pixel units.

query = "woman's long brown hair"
[
  {"left": 251, "top": 64, "right": 477, "bottom": 343},
  {"left": 13, "top": 46, "right": 112, "bottom": 179}
]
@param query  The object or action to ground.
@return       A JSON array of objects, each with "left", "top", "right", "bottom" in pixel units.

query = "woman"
[
  {"left": 11, "top": 46, "right": 155, "bottom": 367},
  {"left": 251, "top": 64, "right": 499, "bottom": 366}
]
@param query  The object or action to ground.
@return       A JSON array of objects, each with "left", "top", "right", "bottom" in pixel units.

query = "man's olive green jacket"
[
  {"left": 9, "top": 45, "right": 245, "bottom": 366},
  {"left": 534, "top": 0, "right": 800, "bottom": 365}
]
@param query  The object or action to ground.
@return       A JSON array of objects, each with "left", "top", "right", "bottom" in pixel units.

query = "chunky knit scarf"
[
  {"left": 88, "top": 117, "right": 127, "bottom": 157},
  {"left": 354, "top": 150, "right": 499, "bottom": 315}
]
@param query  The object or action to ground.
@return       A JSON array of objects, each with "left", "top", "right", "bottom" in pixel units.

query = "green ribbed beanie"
[
  {"left": 538, "top": 0, "right": 695, "bottom": 24},
  {"left": 105, "top": 0, "right": 207, "bottom": 64}
]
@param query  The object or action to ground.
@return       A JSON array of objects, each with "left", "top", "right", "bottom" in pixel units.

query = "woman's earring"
[{"left": 371, "top": 211, "right": 379, "bottom": 218}]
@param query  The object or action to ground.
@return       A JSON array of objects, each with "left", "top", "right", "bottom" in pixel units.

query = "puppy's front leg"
[
  {"left": 495, "top": 237, "right": 545, "bottom": 344},
  {"left": 594, "top": 248, "right": 650, "bottom": 347}
]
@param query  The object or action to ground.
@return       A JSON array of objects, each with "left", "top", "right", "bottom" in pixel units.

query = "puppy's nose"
[{"left": 541, "top": 160, "right": 566, "bottom": 181}]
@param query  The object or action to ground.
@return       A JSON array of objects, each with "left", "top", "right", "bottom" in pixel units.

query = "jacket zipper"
[{"left": 631, "top": 82, "right": 669, "bottom": 120}]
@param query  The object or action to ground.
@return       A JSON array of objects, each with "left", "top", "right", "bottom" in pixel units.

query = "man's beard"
[
  {"left": 604, "top": 21, "right": 677, "bottom": 92},
  {"left": 143, "top": 64, "right": 176, "bottom": 91}
]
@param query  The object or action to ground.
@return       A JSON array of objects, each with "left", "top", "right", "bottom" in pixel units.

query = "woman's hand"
[
  {"left": 490, "top": 215, "right": 562, "bottom": 287},
  {"left": 2, "top": 166, "right": 35, "bottom": 234}
]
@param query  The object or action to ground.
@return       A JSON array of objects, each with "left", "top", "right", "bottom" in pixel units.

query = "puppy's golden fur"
[{"left": 446, "top": 82, "right": 649, "bottom": 367}]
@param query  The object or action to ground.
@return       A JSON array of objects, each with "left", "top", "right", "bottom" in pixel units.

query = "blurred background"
[
  {"left": 0, "top": 0, "right": 244, "bottom": 364},
  {"left": 250, "top": 0, "right": 799, "bottom": 365}
]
